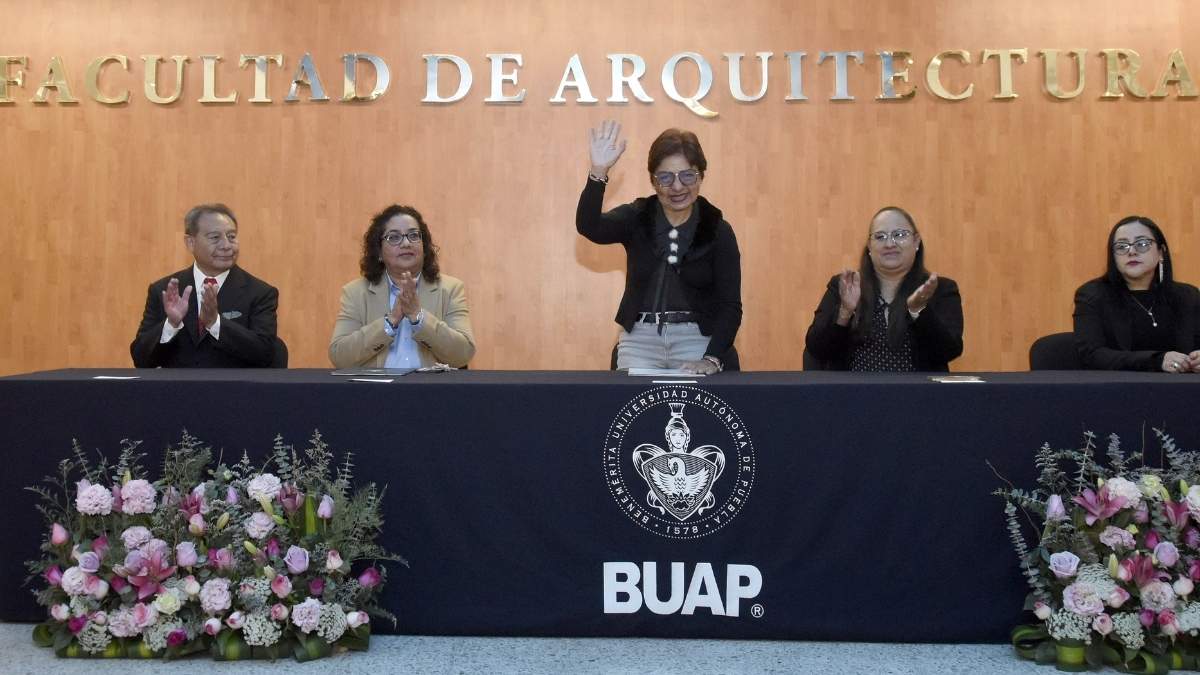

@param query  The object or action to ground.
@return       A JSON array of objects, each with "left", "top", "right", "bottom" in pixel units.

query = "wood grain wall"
[{"left": 2, "top": 0, "right": 1198, "bottom": 373}]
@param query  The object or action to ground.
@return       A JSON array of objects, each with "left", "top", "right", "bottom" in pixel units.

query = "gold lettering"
[
  {"left": 1151, "top": 49, "right": 1198, "bottom": 98},
  {"left": 1100, "top": 49, "right": 1146, "bottom": 98},
  {"left": 1038, "top": 49, "right": 1087, "bottom": 100},
  {"left": 876, "top": 51, "right": 915, "bottom": 100},
  {"left": 32, "top": 56, "right": 78, "bottom": 104},
  {"left": 85, "top": 55, "right": 130, "bottom": 105},
  {"left": 0, "top": 56, "right": 27, "bottom": 103},
  {"left": 981, "top": 48, "right": 1028, "bottom": 99},
  {"left": 199, "top": 55, "right": 237, "bottom": 104},
  {"left": 286, "top": 53, "right": 329, "bottom": 102},
  {"left": 142, "top": 55, "right": 189, "bottom": 105},
  {"left": 925, "top": 50, "right": 973, "bottom": 100},
  {"left": 239, "top": 54, "right": 283, "bottom": 103}
]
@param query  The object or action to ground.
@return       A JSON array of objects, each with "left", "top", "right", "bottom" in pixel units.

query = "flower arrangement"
[
  {"left": 996, "top": 428, "right": 1200, "bottom": 673},
  {"left": 26, "top": 430, "right": 404, "bottom": 661}
]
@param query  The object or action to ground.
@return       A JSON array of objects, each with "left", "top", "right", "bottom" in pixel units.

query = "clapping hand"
[
  {"left": 836, "top": 269, "right": 860, "bottom": 325},
  {"left": 907, "top": 274, "right": 939, "bottom": 314},
  {"left": 1186, "top": 350, "right": 1200, "bottom": 372},
  {"left": 161, "top": 278, "right": 193, "bottom": 329},
  {"left": 588, "top": 120, "right": 627, "bottom": 181},
  {"left": 390, "top": 271, "right": 422, "bottom": 324},
  {"left": 198, "top": 281, "right": 219, "bottom": 331}
]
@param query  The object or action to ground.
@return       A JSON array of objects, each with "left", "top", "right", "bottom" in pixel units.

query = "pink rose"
[
  {"left": 83, "top": 575, "right": 109, "bottom": 599},
  {"left": 208, "top": 547, "right": 235, "bottom": 571},
  {"left": 44, "top": 565, "right": 63, "bottom": 586},
  {"left": 132, "top": 602, "right": 157, "bottom": 628},
  {"left": 188, "top": 514, "right": 206, "bottom": 536},
  {"left": 271, "top": 603, "right": 289, "bottom": 621},
  {"left": 308, "top": 577, "right": 326, "bottom": 597},
  {"left": 1109, "top": 587, "right": 1131, "bottom": 608},
  {"left": 318, "top": 494, "right": 334, "bottom": 519},
  {"left": 1093, "top": 613, "right": 1114, "bottom": 636},
  {"left": 225, "top": 610, "right": 244, "bottom": 630},
  {"left": 1118, "top": 559, "right": 1135, "bottom": 583},
  {"left": 266, "top": 538, "right": 280, "bottom": 559},
  {"left": 1175, "top": 577, "right": 1195, "bottom": 597},
  {"left": 50, "top": 523, "right": 69, "bottom": 546},
  {"left": 109, "top": 575, "right": 129, "bottom": 593},
  {"left": 271, "top": 574, "right": 292, "bottom": 599},
  {"left": 203, "top": 617, "right": 222, "bottom": 636},
  {"left": 92, "top": 536, "right": 109, "bottom": 557},
  {"left": 176, "top": 542, "right": 198, "bottom": 568},
  {"left": 167, "top": 629, "right": 187, "bottom": 647},
  {"left": 284, "top": 546, "right": 309, "bottom": 574},
  {"left": 1049, "top": 552, "right": 1080, "bottom": 579},
  {"left": 1140, "top": 609, "right": 1157, "bottom": 627},
  {"left": 77, "top": 551, "right": 100, "bottom": 574},
  {"left": 1156, "top": 542, "right": 1181, "bottom": 567},
  {"left": 1146, "top": 530, "right": 1162, "bottom": 550},
  {"left": 346, "top": 610, "right": 370, "bottom": 628},
  {"left": 326, "top": 549, "right": 344, "bottom": 572},
  {"left": 50, "top": 604, "right": 69, "bottom": 621},
  {"left": 1160, "top": 609, "right": 1180, "bottom": 636},
  {"left": 1135, "top": 502, "right": 1151, "bottom": 523},
  {"left": 68, "top": 616, "right": 88, "bottom": 634}
]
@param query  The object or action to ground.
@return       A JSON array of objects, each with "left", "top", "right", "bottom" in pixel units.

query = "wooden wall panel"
[{"left": 2, "top": 0, "right": 1198, "bottom": 373}]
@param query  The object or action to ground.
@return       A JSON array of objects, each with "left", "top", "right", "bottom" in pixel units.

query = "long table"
[{"left": 1, "top": 369, "right": 1195, "bottom": 641}]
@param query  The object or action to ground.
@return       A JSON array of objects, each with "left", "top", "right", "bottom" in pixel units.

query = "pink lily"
[
  {"left": 1073, "top": 488, "right": 1126, "bottom": 526},
  {"left": 1129, "top": 554, "right": 1168, "bottom": 588},
  {"left": 121, "top": 548, "right": 177, "bottom": 601},
  {"left": 1164, "top": 501, "right": 1191, "bottom": 529}
]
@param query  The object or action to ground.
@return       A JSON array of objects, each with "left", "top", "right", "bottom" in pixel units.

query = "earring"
[{"left": 1159, "top": 260, "right": 1164, "bottom": 283}]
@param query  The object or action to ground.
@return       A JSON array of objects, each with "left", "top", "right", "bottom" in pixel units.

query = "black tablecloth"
[{"left": 1, "top": 369, "right": 1196, "bottom": 641}]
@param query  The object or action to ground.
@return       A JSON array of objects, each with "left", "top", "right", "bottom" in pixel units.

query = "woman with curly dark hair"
[{"left": 329, "top": 204, "right": 475, "bottom": 368}]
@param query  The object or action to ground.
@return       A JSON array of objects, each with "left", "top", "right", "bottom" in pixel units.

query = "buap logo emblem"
[{"left": 604, "top": 387, "right": 755, "bottom": 539}]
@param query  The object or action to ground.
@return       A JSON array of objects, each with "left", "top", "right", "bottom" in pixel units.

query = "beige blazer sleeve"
[
  {"left": 413, "top": 274, "right": 476, "bottom": 368},
  {"left": 328, "top": 279, "right": 392, "bottom": 368}
]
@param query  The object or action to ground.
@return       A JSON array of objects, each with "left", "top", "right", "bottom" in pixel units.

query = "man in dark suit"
[{"left": 130, "top": 204, "right": 279, "bottom": 368}]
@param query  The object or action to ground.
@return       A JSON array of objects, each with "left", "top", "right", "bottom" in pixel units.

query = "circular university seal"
[{"left": 603, "top": 386, "right": 756, "bottom": 539}]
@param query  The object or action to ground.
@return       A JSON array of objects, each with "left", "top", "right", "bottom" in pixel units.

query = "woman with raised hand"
[
  {"left": 1074, "top": 215, "right": 1200, "bottom": 372},
  {"left": 805, "top": 206, "right": 963, "bottom": 371},
  {"left": 576, "top": 120, "right": 742, "bottom": 374}
]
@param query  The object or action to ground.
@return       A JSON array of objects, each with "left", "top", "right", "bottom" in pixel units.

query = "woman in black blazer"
[
  {"left": 805, "top": 206, "right": 963, "bottom": 371},
  {"left": 1073, "top": 215, "right": 1200, "bottom": 372},
  {"left": 576, "top": 121, "right": 741, "bottom": 375}
]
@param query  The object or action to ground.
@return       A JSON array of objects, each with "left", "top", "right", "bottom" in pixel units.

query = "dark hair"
[
  {"left": 184, "top": 203, "right": 237, "bottom": 235},
  {"left": 1101, "top": 214, "right": 1179, "bottom": 313},
  {"left": 853, "top": 206, "right": 928, "bottom": 346},
  {"left": 359, "top": 204, "right": 441, "bottom": 285},
  {"left": 647, "top": 128, "right": 707, "bottom": 177}
]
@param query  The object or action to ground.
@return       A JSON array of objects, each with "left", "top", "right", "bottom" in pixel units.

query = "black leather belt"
[{"left": 638, "top": 311, "right": 700, "bottom": 324}]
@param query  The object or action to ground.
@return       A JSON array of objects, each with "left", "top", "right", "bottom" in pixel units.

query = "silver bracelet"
[
  {"left": 588, "top": 172, "right": 609, "bottom": 184},
  {"left": 702, "top": 355, "right": 723, "bottom": 372}
]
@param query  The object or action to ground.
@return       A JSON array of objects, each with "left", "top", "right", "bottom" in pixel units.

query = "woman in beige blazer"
[{"left": 329, "top": 205, "right": 475, "bottom": 368}]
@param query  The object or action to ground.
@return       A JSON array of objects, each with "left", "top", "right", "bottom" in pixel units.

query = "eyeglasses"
[
  {"left": 869, "top": 229, "right": 914, "bottom": 246},
  {"left": 1112, "top": 238, "right": 1156, "bottom": 255},
  {"left": 382, "top": 231, "right": 422, "bottom": 246},
  {"left": 652, "top": 169, "right": 701, "bottom": 188},
  {"left": 195, "top": 232, "right": 237, "bottom": 245}
]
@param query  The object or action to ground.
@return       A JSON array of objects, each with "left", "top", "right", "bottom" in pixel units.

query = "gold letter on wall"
[
  {"left": 85, "top": 55, "right": 130, "bottom": 105},
  {"left": 981, "top": 48, "right": 1028, "bottom": 99},
  {"left": 1038, "top": 49, "right": 1087, "bottom": 100},
  {"left": 239, "top": 54, "right": 283, "bottom": 103},
  {"left": 877, "top": 51, "right": 915, "bottom": 100},
  {"left": 926, "top": 50, "right": 974, "bottom": 100},
  {"left": 199, "top": 55, "right": 237, "bottom": 103},
  {"left": 1151, "top": 49, "right": 1198, "bottom": 98},
  {"left": 0, "top": 56, "right": 27, "bottom": 104},
  {"left": 343, "top": 53, "right": 390, "bottom": 102},
  {"left": 32, "top": 56, "right": 78, "bottom": 104},
  {"left": 142, "top": 55, "right": 189, "bottom": 105},
  {"left": 287, "top": 53, "right": 330, "bottom": 102},
  {"left": 1100, "top": 49, "right": 1147, "bottom": 98}
]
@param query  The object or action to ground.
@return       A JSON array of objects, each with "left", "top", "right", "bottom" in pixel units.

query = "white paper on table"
[
  {"left": 626, "top": 368, "right": 704, "bottom": 377},
  {"left": 92, "top": 376, "right": 140, "bottom": 380},
  {"left": 927, "top": 375, "right": 985, "bottom": 383},
  {"left": 348, "top": 378, "right": 395, "bottom": 383}
]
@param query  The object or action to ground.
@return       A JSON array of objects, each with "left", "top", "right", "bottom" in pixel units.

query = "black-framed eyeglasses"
[
  {"left": 382, "top": 231, "right": 422, "bottom": 246},
  {"left": 653, "top": 169, "right": 701, "bottom": 188},
  {"left": 1112, "top": 238, "right": 1156, "bottom": 256},
  {"left": 869, "top": 229, "right": 913, "bottom": 245}
]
